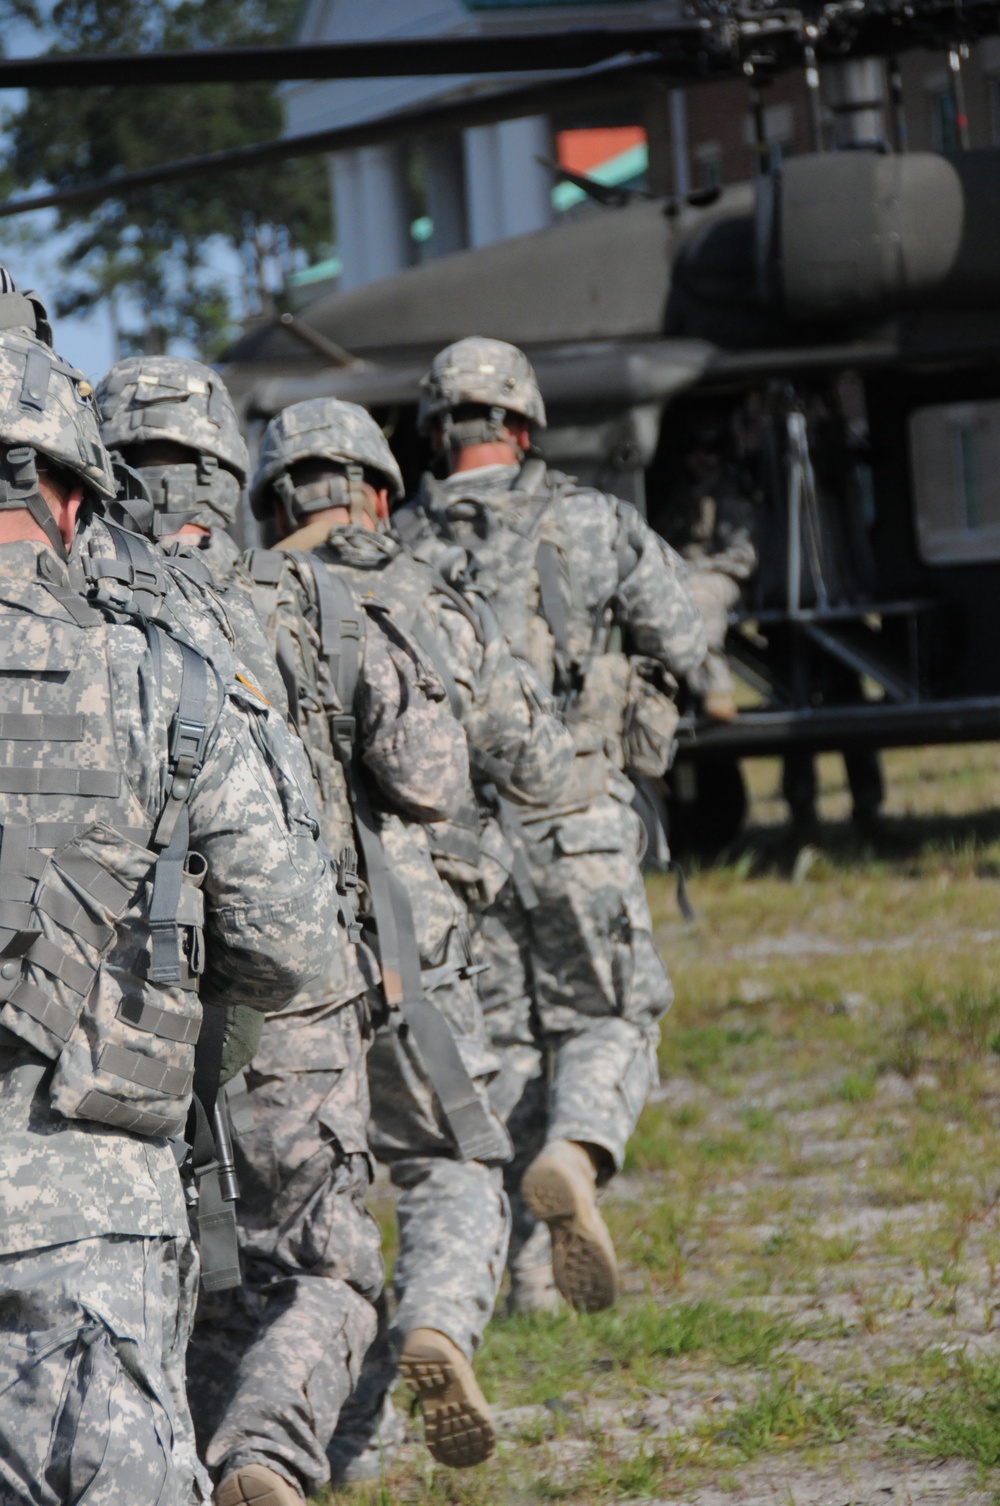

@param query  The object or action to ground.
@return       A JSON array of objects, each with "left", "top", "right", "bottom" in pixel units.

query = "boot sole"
[
  {"left": 399, "top": 1342, "right": 495, "bottom": 1468},
  {"left": 522, "top": 1157, "right": 618, "bottom": 1313},
  {"left": 215, "top": 1466, "right": 302, "bottom": 1506}
]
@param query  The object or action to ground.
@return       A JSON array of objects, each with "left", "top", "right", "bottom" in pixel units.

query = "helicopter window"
[{"left": 909, "top": 401, "right": 1000, "bottom": 563}]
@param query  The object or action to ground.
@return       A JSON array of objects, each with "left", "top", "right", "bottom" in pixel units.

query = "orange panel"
[{"left": 555, "top": 125, "right": 647, "bottom": 175}]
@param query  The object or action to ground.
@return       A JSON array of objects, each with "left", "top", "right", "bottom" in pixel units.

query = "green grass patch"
[
  {"left": 713, "top": 1370, "right": 857, "bottom": 1459},
  {"left": 477, "top": 1301, "right": 791, "bottom": 1404}
]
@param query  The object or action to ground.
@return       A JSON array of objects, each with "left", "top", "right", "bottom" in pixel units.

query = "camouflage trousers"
[
  {"left": 685, "top": 570, "right": 740, "bottom": 700},
  {"left": 0, "top": 1233, "right": 208, "bottom": 1506},
  {"left": 326, "top": 926, "right": 511, "bottom": 1475},
  {"left": 187, "top": 998, "right": 383, "bottom": 1501},
  {"left": 477, "top": 793, "right": 669, "bottom": 1272}
]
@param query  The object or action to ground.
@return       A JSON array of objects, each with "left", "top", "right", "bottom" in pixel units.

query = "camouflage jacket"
[
  {"left": 285, "top": 522, "right": 575, "bottom": 894},
  {"left": 0, "top": 523, "right": 345, "bottom": 1255},
  {"left": 161, "top": 526, "right": 291, "bottom": 715},
  {"left": 660, "top": 463, "right": 759, "bottom": 582},
  {"left": 396, "top": 461, "right": 707, "bottom": 797},
  {"left": 245, "top": 535, "right": 473, "bottom": 985}
]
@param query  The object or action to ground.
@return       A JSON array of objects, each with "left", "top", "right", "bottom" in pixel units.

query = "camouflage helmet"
[
  {"left": 0, "top": 266, "right": 53, "bottom": 348},
  {"left": 0, "top": 326, "right": 116, "bottom": 557},
  {"left": 417, "top": 337, "right": 547, "bottom": 450},
  {"left": 95, "top": 356, "right": 248, "bottom": 535},
  {"left": 250, "top": 397, "right": 403, "bottom": 531}
]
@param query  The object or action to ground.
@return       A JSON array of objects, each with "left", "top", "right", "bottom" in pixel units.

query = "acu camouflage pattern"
[
  {"left": 0, "top": 328, "right": 115, "bottom": 500},
  {"left": 0, "top": 523, "right": 345, "bottom": 1256},
  {"left": 188, "top": 999, "right": 382, "bottom": 1500},
  {"left": 417, "top": 337, "right": 547, "bottom": 431},
  {"left": 396, "top": 448, "right": 706, "bottom": 1279},
  {"left": 249, "top": 397, "right": 404, "bottom": 520},
  {"left": 0, "top": 1234, "right": 210, "bottom": 1506},
  {"left": 255, "top": 530, "right": 510, "bottom": 1306},
  {"left": 96, "top": 357, "right": 248, "bottom": 530},
  {"left": 287, "top": 521, "right": 574, "bottom": 901},
  {"left": 660, "top": 461, "right": 759, "bottom": 700},
  {"left": 189, "top": 535, "right": 491, "bottom": 1492},
  {"left": 0, "top": 512, "right": 342, "bottom": 1505}
]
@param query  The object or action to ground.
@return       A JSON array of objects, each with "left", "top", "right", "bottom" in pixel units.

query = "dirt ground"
[{"left": 338, "top": 744, "right": 1000, "bottom": 1506}]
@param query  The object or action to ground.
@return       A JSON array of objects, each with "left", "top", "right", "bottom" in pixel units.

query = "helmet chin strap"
[
  {"left": 0, "top": 445, "right": 69, "bottom": 559},
  {"left": 440, "top": 405, "right": 524, "bottom": 461},
  {"left": 275, "top": 463, "right": 382, "bottom": 533}
]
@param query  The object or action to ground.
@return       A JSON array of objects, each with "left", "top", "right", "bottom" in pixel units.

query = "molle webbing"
[{"left": 305, "top": 558, "right": 499, "bottom": 1164}]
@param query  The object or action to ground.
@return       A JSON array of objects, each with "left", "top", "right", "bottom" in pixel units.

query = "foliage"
[{"left": 1, "top": 0, "right": 332, "bottom": 355}]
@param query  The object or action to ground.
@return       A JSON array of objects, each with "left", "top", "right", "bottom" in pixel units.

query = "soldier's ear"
[{"left": 375, "top": 488, "right": 389, "bottom": 522}]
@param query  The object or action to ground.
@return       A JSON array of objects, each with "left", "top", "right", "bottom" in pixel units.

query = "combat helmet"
[
  {"left": 250, "top": 397, "right": 403, "bottom": 532},
  {"left": 96, "top": 356, "right": 249, "bottom": 535},
  {"left": 417, "top": 337, "right": 546, "bottom": 453},
  {"left": 0, "top": 287, "right": 116, "bottom": 559}
]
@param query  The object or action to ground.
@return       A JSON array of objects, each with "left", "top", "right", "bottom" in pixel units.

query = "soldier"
[
  {"left": 0, "top": 288, "right": 349, "bottom": 1506},
  {"left": 395, "top": 337, "right": 707, "bottom": 1318},
  {"left": 659, "top": 407, "right": 758, "bottom": 722},
  {"left": 94, "top": 356, "right": 287, "bottom": 711},
  {"left": 247, "top": 397, "right": 576, "bottom": 1479}
]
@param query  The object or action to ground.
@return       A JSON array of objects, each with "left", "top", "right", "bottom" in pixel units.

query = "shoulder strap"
[{"left": 303, "top": 556, "right": 498, "bottom": 1164}]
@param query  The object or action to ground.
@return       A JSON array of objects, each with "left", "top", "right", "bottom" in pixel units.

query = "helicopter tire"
[{"left": 666, "top": 756, "right": 748, "bottom": 858}]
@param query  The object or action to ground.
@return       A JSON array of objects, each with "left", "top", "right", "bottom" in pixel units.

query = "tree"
[{"left": 2, "top": 0, "right": 332, "bottom": 355}]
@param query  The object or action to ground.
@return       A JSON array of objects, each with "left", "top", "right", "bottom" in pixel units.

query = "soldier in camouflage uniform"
[
  {"left": 248, "top": 397, "right": 576, "bottom": 1478},
  {"left": 94, "top": 356, "right": 288, "bottom": 712},
  {"left": 659, "top": 407, "right": 759, "bottom": 722},
  {"left": 91, "top": 364, "right": 398, "bottom": 1505},
  {"left": 396, "top": 337, "right": 708, "bottom": 1318},
  {"left": 0, "top": 286, "right": 349, "bottom": 1506}
]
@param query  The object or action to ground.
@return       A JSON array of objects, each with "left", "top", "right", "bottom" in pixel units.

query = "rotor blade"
[
  {"left": 0, "top": 29, "right": 704, "bottom": 90},
  {"left": 0, "top": 58, "right": 665, "bottom": 220}
]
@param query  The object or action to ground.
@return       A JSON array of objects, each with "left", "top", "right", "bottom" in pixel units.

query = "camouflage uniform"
[
  {"left": 397, "top": 338, "right": 707, "bottom": 1309},
  {"left": 95, "top": 355, "right": 287, "bottom": 712},
  {"left": 245, "top": 398, "right": 569, "bottom": 1471},
  {"left": 95, "top": 359, "right": 386, "bottom": 1501},
  {"left": 0, "top": 316, "right": 346, "bottom": 1506},
  {"left": 660, "top": 460, "right": 758, "bottom": 704}
]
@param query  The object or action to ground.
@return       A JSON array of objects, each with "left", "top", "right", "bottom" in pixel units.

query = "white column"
[
  {"left": 495, "top": 115, "right": 553, "bottom": 239},
  {"left": 464, "top": 115, "right": 553, "bottom": 248},
  {"left": 331, "top": 150, "right": 364, "bottom": 291},
  {"left": 356, "top": 145, "right": 412, "bottom": 286},
  {"left": 464, "top": 123, "right": 501, "bottom": 248},
  {"left": 332, "top": 144, "right": 411, "bottom": 291},
  {"left": 425, "top": 134, "right": 467, "bottom": 258}
]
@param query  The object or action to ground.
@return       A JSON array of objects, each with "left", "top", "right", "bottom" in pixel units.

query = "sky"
[
  {"left": 0, "top": 13, "right": 248, "bottom": 382},
  {"left": 0, "top": 13, "right": 117, "bottom": 378}
]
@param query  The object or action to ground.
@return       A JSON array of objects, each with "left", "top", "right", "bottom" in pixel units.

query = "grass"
[{"left": 327, "top": 745, "right": 1000, "bottom": 1504}]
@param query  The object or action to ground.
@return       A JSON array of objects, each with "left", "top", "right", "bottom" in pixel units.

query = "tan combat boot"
[
  {"left": 215, "top": 1464, "right": 304, "bottom": 1506},
  {"left": 399, "top": 1327, "right": 495, "bottom": 1468},
  {"left": 522, "top": 1139, "right": 619, "bottom": 1313}
]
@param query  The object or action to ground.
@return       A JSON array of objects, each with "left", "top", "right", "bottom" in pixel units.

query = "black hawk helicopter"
[{"left": 6, "top": 1, "right": 1000, "bottom": 848}]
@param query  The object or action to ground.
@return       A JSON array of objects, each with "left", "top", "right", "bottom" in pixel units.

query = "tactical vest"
[
  {"left": 246, "top": 545, "right": 501, "bottom": 1166},
  {"left": 0, "top": 535, "right": 219, "bottom": 1143},
  {"left": 306, "top": 534, "right": 485, "bottom": 883},
  {"left": 402, "top": 462, "right": 679, "bottom": 786}
]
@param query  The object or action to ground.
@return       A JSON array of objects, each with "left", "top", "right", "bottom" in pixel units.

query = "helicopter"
[{"left": 5, "top": 1, "right": 1000, "bottom": 849}]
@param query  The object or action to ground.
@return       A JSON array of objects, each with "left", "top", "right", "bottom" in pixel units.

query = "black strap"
[
  {"left": 149, "top": 640, "right": 209, "bottom": 985},
  {"left": 187, "top": 1002, "right": 241, "bottom": 1293},
  {"left": 385, "top": 871, "right": 500, "bottom": 1164}
]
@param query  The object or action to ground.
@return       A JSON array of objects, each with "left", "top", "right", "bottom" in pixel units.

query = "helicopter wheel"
[{"left": 666, "top": 756, "right": 747, "bottom": 858}]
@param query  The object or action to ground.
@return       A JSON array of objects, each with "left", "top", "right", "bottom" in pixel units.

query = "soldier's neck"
[{"left": 448, "top": 441, "right": 521, "bottom": 472}]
